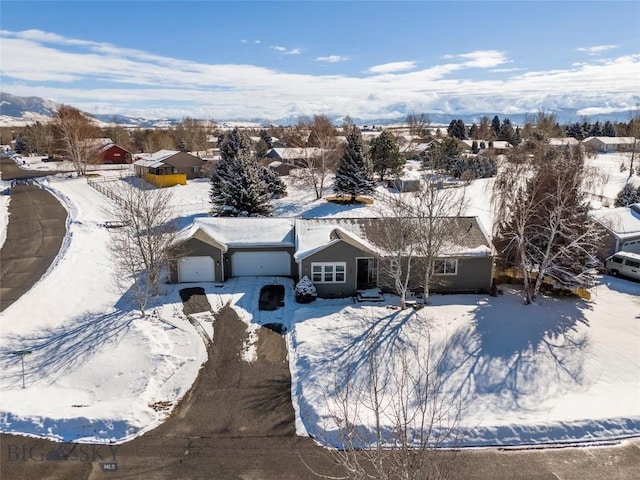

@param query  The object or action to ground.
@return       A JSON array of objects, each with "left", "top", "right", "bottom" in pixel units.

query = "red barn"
[{"left": 97, "top": 144, "right": 133, "bottom": 164}]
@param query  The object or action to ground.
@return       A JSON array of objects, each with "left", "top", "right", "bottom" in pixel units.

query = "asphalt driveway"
[{"left": 0, "top": 158, "right": 68, "bottom": 312}]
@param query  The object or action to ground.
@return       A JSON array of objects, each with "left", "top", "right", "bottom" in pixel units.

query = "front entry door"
[{"left": 356, "top": 258, "right": 378, "bottom": 290}]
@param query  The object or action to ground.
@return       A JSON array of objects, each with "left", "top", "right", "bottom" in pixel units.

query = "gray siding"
[
  {"left": 300, "top": 241, "right": 370, "bottom": 297},
  {"left": 377, "top": 256, "right": 493, "bottom": 294},
  {"left": 431, "top": 256, "right": 493, "bottom": 292},
  {"left": 165, "top": 152, "right": 205, "bottom": 179},
  {"left": 168, "top": 237, "right": 224, "bottom": 283}
]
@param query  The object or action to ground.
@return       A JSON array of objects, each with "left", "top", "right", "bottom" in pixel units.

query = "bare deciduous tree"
[
  {"left": 52, "top": 105, "right": 100, "bottom": 176},
  {"left": 493, "top": 142, "right": 602, "bottom": 304},
  {"left": 173, "top": 117, "right": 209, "bottom": 153},
  {"left": 107, "top": 181, "right": 179, "bottom": 316},
  {"left": 370, "top": 195, "right": 419, "bottom": 310},
  {"left": 413, "top": 180, "right": 467, "bottom": 304},
  {"left": 310, "top": 324, "right": 462, "bottom": 480},
  {"left": 292, "top": 115, "right": 341, "bottom": 199},
  {"left": 406, "top": 112, "right": 431, "bottom": 138}
]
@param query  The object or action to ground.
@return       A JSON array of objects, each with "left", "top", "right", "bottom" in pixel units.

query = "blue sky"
[{"left": 1, "top": 1, "right": 639, "bottom": 121}]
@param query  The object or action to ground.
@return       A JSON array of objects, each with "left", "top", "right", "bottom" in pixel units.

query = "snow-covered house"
[
  {"left": 582, "top": 137, "right": 638, "bottom": 153},
  {"left": 263, "top": 147, "right": 326, "bottom": 166},
  {"left": 132, "top": 150, "right": 205, "bottom": 179},
  {"left": 548, "top": 137, "right": 579, "bottom": 147},
  {"left": 169, "top": 216, "right": 495, "bottom": 297},
  {"left": 591, "top": 203, "right": 640, "bottom": 257}
]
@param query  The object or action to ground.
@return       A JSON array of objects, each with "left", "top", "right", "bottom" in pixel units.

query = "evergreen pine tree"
[
  {"left": 369, "top": 129, "right": 405, "bottom": 181},
  {"left": 334, "top": 126, "right": 375, "bottom": 199},
  {"left": 469, "top": 123, "right": 478, "bottom": 140},
  {"left": 603, "top": 121, "right": 616, "bottom": 137},
  {"left": 447, "top": 119, "right": 467, "bottom": 139},
  {"left": 499, "top": 118, "right": 516, "bottom": 144},
  {"left": 259, "top": 166, "right": 287, "bottom": 198},
  {"left": 210, "top": 128, "right": 273, "bottom": 216},
  {"left": 491, "top": 115, "right": 502, "bottom": 139},
  {"left": 259, "top": 129, "right": 273, "bottom": 149},
  {"left": 614, "top": 183, "right": 640, "bottom": 207}
]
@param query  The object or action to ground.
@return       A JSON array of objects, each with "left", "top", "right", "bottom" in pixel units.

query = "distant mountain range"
[{"left": 0, "top": 92, "right": 635, "bottom": 128}]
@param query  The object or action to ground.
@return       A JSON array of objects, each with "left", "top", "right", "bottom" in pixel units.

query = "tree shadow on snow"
[
  {"left": 321, "top": 308, "right": 420, "bottom": 376},
  {"left": 0, "top": 310, "right": 134, "bottom": 389},
  {"left": 437, "top": 288, "right": 592, "bottom": 411}
]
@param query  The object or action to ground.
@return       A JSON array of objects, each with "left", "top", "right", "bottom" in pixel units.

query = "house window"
[
  {"left": 389, "top": 258, "right": 400, "bottom": 273},
  {"left": 434, "top": 259, "right": 458, "bottom": 275},
  {"left": 311, "top": 262, "right": 346, "bottom": 283}
]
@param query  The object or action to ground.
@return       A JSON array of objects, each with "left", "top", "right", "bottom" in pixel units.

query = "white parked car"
[{"left": 605, "top": 251, "right": 640, "bottom": 281}]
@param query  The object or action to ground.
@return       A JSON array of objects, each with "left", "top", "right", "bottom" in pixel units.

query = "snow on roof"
[
  {"left": 548, "top": 137, "right": 579, "bottom": 146},
  {"left": 179, "top": 217, "right": 296, "bottom": 250},
  {"left": 133, "top": 149, "right": 184, "bottom": 168},
  {"left": 268, "top": 147, "right": 324, "bottom": 160},
  {"left": 591, "top": 204, "right": 640, "bottom": 238},
  {"left": 294, "top": 218, "right": 378, "bottom": 261},
  {"left": 147, "top": 149, "right": 181, "bottom": 161},
  {"left": 294, "top": 217, "right": 493, "bottom": 260},
  {"left": 132, "top": 157, "right": 166, "bottom": 168},
  {"left": 582, "top": 137, "right": 637, "bottom": 145}
]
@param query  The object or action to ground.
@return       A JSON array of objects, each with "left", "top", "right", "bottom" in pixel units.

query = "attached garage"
[
  {"left": 178, "top": 256, "right": 215, "bottom": 283},
  {"left": 231, "top": 251, "right": 291, "bottom": 277}
]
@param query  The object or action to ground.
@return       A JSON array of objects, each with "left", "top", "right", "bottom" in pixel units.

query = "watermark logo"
[{"left": 7, "top": 443, "right": 119, "bottom": 471}]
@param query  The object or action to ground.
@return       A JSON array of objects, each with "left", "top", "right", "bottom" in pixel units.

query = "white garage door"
[
  {"left": 232, "top": 251, "right": 291, "bottom": 277},
  {"left": 178, "top": 256, "right": 215, "bottom": 282}
]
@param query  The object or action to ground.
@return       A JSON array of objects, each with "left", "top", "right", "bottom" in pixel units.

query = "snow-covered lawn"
[
  {"left": 0, "top": 154, "right": 639, "bottom": 447},
  {"left": 289, "top": 281, "right": 640, "bottom": 447}
]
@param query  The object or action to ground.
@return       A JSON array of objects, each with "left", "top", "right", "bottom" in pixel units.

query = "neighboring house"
[
  {"left": 95, "top": 143, "right": 133, "bottom": 164},
  {"left": 591, "top": 203, "right": 640, "bottom": 257},
  {"left": 267, "top": 160, "right": 297, "bottom": 177},
  {"left": 263, "top": 147, "right": 326, "bottom": 166},
  {"left": 548, "top": 137, "right": 579, "bottom": 147},
  {"left": 169, "top": 216, "right": 495, "bottom": 298},
  {"left": 133, "top": 150, "right": 205, "bottom": 179},
  {"left": 387, "top": 177, "right": 421, "bottom": 192},
  {"left": 582, "top": 137, "right": 638, "bottom": 153},
  {"left": 461, "top": 140, "right": 512, "bottom": 151}
]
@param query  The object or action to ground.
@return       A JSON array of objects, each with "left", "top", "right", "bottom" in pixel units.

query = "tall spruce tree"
[
  {"left": 614, "top": 183, "right": 640, "bottom": 207},
  {"left": 210, "top": 128, "right": 273, "bottom": 216},
  {"left": 369, "top": 129, "right": 405, "bottom": 181},
  {"left": 334, "top": 126, "right": 374, "bottom": 199},
  {"left": 491, "top": 115, "right": 502, "bottom": 139}
]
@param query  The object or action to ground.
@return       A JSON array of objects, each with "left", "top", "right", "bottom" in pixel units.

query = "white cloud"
[
  {"left": 270, "top": 45, "right": 301, "bottom": 55},
  {"left": 443, "top": 50, "right": 508, "bottom": 68},
  {"left": 315, "top": 55, "right": 348, "bottom": 63},
  {"left": 1, "top": 31, "right": 638, "bottom": 121},
  {"left": 578, "top": 45, "right": 618, "bottom": 55},
  {"left": 368, "top": 61, "right": 417, "bottom": 74},
  {"left": 491, "top": 67, "right": 523, "bottom": 73}
]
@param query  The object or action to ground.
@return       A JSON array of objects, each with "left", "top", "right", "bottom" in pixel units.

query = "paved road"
[
  {"left": 1, "top": 156, "right": 639, "bottom": 479},
  {"left": 0, "top": 157, "right": 68, "bottom": 312}
]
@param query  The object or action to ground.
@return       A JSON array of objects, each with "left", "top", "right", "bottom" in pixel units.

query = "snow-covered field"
[{"left": 0, "top": 152, "right": 638, "bottom": 447}]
